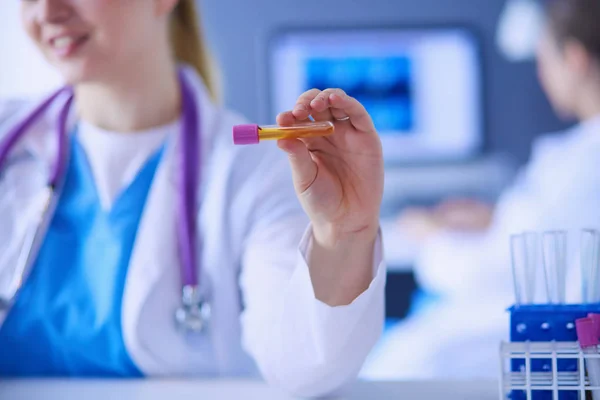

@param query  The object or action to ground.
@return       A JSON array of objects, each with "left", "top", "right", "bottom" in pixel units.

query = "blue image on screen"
[{"left": 304, "top": 56, "right": 414, "bottom": 133}]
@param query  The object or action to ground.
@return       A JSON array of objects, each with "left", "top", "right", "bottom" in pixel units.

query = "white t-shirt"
[{"left": 76, "top": 120, "right": 180, "bottom": 210}]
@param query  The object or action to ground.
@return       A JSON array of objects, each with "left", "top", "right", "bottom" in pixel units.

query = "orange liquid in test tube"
[{"left": 233, "top": 121, "right": 334, "bottom": 145}]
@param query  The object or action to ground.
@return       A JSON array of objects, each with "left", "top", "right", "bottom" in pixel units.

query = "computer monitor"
[{"left": 268, "top": 26, "right": 484, "bottom": 164}]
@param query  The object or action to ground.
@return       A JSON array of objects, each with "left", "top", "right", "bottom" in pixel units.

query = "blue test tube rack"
[{"left": 508, "top": 304, "right": 600, "bottom": 400}]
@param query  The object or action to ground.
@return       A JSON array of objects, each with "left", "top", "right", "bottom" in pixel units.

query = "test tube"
[
  {"left": 575, "top": 318, "right": 600, "bottom": 400},
  {"left": 581, "top": 229, "right": 600, "bottom": 303},
  {"left": 510, "top": 232, "right": 539, "bottom": 305},
  {"left": 542, "top": 230, "right": 568, "bottom": 304},
  {"left": 233, "top": 121, "right": 334, "bottom": 145}
]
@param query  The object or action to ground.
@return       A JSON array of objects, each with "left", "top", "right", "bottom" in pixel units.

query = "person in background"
[
  {"left": 0, "top": 0, "right": 386, "bottom": 397},
  {"left": 362, "top": 0, "right": 600, "bottom": 379}
]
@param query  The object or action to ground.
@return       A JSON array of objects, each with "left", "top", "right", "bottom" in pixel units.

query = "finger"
[
  {"left": 292, "top": 88, "right": 322, "bottom": 120},
  {"left": 329, "top": 107, "right": 351, "bottom": 122},
  {"left": 311, "top": 88, "right": 351, "bottom": 121},
  {"left": 277, "top": 138, "right": 318, "bottom": 193},
  {"left": 276, "top": 111, "right": 300, "bottom": 127},
  {"left": 329, "top": 91, "right": 376, "bottom": 133},
  {"left": 308, "top": 89, "right": 338, "bottom": 121}
]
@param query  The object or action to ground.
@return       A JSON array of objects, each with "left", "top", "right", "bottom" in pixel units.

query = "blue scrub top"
[{"left": 0, "top": 133, "right": 164, "bottom": 377}]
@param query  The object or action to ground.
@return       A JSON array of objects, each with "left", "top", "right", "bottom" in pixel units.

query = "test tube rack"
[{"left": 499, "top": 304, "right": 600, "bottom": 400}]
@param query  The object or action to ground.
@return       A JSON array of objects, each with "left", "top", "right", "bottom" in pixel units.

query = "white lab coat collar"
[{"left": 3, "top": 90, "right": 77, "bottom": 186}]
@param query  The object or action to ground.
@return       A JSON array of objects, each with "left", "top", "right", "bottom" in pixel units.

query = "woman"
[
  {"left": 0, "top": 0, "right": 386, "bottom": 397},
  {"left": 362, "top": 0, "right": 600, "bottom": 380}
]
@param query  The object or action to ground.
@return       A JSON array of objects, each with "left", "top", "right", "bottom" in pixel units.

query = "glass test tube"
[
  {"left": 581, "top": 229, "right": 600, "bottom": 303},
  {"left": 510, "top": 232, "right": 539, "bottom": 305},
  {"left": 542, "top": 230, "right": 568, "bottom": 304},
  {"left": 233, "top": 121, "right": 334, "bottom": 145}
]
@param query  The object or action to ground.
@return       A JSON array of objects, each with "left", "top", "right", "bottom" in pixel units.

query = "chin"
[
  {"left": 60, "top": 68, "right": 98, "bottom": 86},
  {"left": 51, "top": 59, "right": 101, "bottom": 86}
]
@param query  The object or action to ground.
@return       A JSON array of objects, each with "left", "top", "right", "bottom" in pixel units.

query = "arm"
[
  {"left": 415, "top": 134, "right": 599, "bottom": 301},
  {"left": 238, "top": 145, "right": 385, "bottom": 398},
  {"left": 415, "top": 168, "right": 546, "bottom": 299},
  {"left": 239, "top": 87, "right": 386, "bottom": 397}
]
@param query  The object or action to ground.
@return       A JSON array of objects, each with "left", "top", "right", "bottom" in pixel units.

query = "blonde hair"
[{"left": 170, "top": 0, "right": 220, "bottom": 101}]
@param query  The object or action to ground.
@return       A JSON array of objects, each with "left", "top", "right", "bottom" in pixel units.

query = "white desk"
[{"left": 0, "top": 379, "right": 499, "bottom": 400}]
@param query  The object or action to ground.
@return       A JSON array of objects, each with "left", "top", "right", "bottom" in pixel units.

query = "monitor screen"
[{"left": 268, "top": 27, "right": 484, "bottom": 164}]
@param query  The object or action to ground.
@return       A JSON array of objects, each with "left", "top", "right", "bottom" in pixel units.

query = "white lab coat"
[
  {"left": 0, "top": 66, "right": 386, "bottom": 397},
  {"left": 362, "top": 117, "right": 600, "bottom": 380}
]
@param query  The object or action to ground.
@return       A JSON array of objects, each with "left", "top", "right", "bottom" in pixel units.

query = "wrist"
[
  {"left": 312, "top": 221, "right": 379, "bottom": 249},
  {"left": 308, "top": 221, "right": 379, "bottom": 307}
]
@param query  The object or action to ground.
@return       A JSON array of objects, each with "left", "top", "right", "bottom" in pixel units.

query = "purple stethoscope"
[{"left": 0, "top": 70, "right": 211, "bottom": 334}]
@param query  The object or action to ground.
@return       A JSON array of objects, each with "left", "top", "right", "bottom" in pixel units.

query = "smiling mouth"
[{"left": 49, "top": 34, "right": 90, "bottom": 58}]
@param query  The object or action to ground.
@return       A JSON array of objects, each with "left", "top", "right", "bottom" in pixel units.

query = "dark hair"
[{"left": 545, "top": 0, "right": 600, "bottom": 60}]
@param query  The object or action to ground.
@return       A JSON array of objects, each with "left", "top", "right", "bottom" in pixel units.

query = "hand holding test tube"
[{"left": 235, "top": 88, "right": 384, "bottom": 307}]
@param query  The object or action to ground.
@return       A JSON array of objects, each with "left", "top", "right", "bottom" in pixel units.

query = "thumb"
[{"left": 277, "top": 138, "right": 317, "bottom": 193}]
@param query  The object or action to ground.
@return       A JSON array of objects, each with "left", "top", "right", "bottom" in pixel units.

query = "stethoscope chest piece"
[{"left": 174, "top": 285, "right": 211, "bottom": 334}]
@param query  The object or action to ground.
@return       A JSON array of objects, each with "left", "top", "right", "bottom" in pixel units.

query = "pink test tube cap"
[
  {"left": 576, "top": 318, "right": 599, "bottom": 348},
  {"left": 233, "top": 124, "right": 259, "bottom": 145}
]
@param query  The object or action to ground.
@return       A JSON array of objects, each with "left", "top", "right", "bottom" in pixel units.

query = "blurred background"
[{"left": 0, "top": 0, "right": 575, "bottom": 381}]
